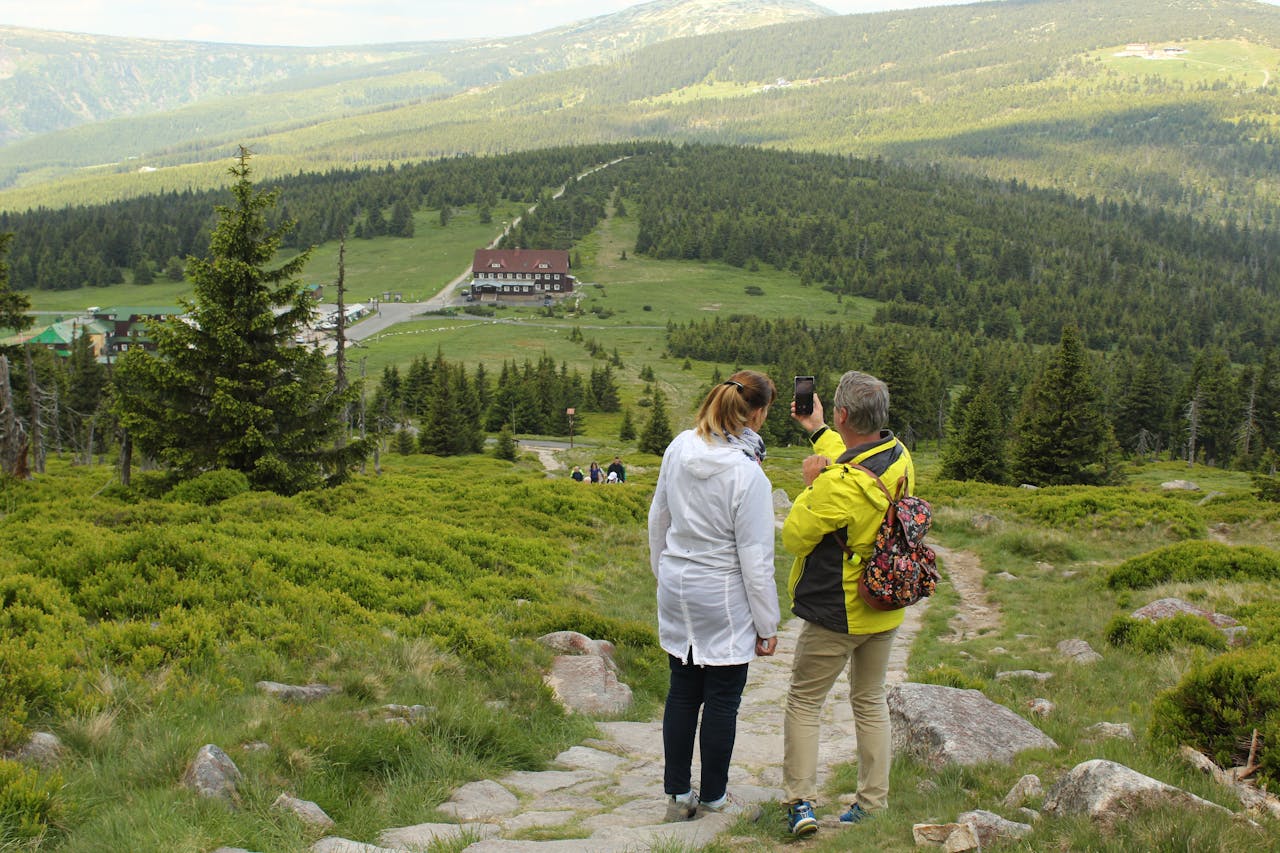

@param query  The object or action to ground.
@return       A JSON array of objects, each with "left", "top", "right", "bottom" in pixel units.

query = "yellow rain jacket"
[{"left": 782, "top": 428, "right": 915, "bottom": 635}]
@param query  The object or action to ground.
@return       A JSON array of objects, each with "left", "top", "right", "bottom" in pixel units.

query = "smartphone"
[{"left": 794, "top": 375, "right": 815, "bottom": 416}]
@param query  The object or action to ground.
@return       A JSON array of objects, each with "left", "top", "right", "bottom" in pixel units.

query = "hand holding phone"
[{"left": 794, "top": 376, "right": 815, "bottom": 416}]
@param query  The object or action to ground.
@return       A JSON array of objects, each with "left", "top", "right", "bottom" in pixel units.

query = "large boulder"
[
  {"left": 545, "top": 655, "right": 633, "bottom": 715},
  {"left": 6, "top": 731, "right": 64, "bottom": 768},
  {"left": 1043, "top": 759, "right": 1231, "bottom": 823},
  {"left": 182, "top": 744, "right": 242, "bottom": 806},
  {"left": 1131, "top": 598, "right": 1238, "bottom": 628},
  {"left": 956, "top": 809, "right": 1033, "bottom": 846},
  {"left": 888, "top": 683, "right": 1057, "bottom": 770}
]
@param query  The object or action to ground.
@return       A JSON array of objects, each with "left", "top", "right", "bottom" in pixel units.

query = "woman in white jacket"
[{"left": 648, "top": 369, "right": 781, "bottom": 821}]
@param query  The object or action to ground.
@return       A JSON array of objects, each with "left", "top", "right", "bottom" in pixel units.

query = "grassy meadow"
[{"left": 5, "top": 441, "right": 1280, "bottom": 850}]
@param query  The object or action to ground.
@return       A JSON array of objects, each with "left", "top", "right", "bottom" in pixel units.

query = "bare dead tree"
[
  {"left": 0, "top": 355, "right": 28, "bottom": 478},
  {"left": 1184, "top": 386, "right": 1202, "bottom": 466},
  {"left": 23, "top": 346, "right": 44, "bottom": 474},
  {"left": 334, "top": 232, "right": 349, "bottom": 450}
]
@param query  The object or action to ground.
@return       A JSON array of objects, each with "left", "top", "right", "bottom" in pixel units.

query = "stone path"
[{"left": 311, "top": 603, "right": 927, "bottom": 853}]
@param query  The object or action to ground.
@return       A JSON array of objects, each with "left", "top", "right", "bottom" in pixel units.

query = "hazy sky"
[{"left": 0, "top": 1, "right": 990, "bottom": 46}]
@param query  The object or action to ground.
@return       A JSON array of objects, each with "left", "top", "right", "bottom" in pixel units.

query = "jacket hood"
[{"left": 673, "top": 431, "right": 750, "bottom": 480}]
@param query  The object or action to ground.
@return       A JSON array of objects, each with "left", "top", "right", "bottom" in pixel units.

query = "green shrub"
[
  {"left": 167, "top": 469, "right": 251, "bottom": 504},
  {"left": 916, "top": 664, "right": 986, "bottom": 691},
  {"left": 1106, "top": 614, "right": 1229, "bottom": 654},
  {"left": 1022, "top": 489, "right": 1203, "bottom": 539},
  {"left": 1254, "top": 473, "right": 1280, "bottom": 503},
  {"left": 993, "top": 529, "right": 1085, "bottom": 564},
  {"left": 1152, "top": 647, "right": 1280, "bottom": 787},
  {"left": 0, "top": 575, "right": 86, "bottom": 747},
  {"left": 1107, "top": 541, "right": 1280, "bottom": 589},
  {"left": 0, "top": 759, "right": 62, "bottom": 842}
]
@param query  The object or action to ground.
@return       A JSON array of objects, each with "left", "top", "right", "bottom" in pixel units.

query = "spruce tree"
[
  {"left": 493, "top": 424, "right": 517, "bottom": 461},
  {"left": 1010, "top": 325, "right": 1114, "bottom": 485},
  {"left": 940, "top": 386, "right": 1008, "bottom": 484},
  {"left": 114, "top": 148, "right": 360, "bottom": 494},
  {"left": 639, "top": 389, "right": 673, "bottom": 455},
  {"left": 619, "top": 406, "right": 636, "bottom": 441}
]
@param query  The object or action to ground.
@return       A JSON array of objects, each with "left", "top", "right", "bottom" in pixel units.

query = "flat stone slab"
[
  {"left": 553, "top": 745, "right": 629, "bottom": 775},
  {"left": 500, "top": 811, "right": 577, "bottom": 833},
  {"left": 595, "top": 721, "right": 663, "bottom": 759},
  {"left": 436, "top": 779, "right": 519, "bottom": 821},
  {"left": 312, "top": 840, "right": 397, "bottom": 853},
  {"left": 498, "top": 770, "right": 600, "bottom": 795},
  {"left": 379, "top": 822, "right": 500, "bottom": 848}
]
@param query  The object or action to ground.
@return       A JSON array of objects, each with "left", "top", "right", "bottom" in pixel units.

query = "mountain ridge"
[{"left": 0, "top": 0, "right": 830, "bottom": 145}]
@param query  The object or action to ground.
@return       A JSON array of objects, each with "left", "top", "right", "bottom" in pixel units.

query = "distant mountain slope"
[
  {"left": 5, "top": 0, "right": 1280, "bottom": 230},
  {"left": 0, "top": 0, "right": 828, "bottom": 145}
]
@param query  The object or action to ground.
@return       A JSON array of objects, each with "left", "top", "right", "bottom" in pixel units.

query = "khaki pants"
[{"left": 783, "top": 619, "right": 897, "bottom": 810}]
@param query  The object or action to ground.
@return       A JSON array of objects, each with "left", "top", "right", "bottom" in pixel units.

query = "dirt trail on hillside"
[{"left": 934, "top": 545, "right": 1001, "bottom": 642}]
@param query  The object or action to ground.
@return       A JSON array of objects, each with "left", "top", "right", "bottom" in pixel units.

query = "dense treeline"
[
  {"left": 666, "top": 313, "right": 1280, "bottom": 475},
  {"left": 0, "top": 144, "right": 641, "bottom": 291},
  {"left": 612, "top": 145, "right": 1280, "bottom": 362},
  {"left": 369, "top": 349, "right": 622, "bottom": 451}
]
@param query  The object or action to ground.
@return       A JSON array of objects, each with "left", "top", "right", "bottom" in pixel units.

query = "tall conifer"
[{"left": 114, "top": 148, "right": 360, "bottom": 493}]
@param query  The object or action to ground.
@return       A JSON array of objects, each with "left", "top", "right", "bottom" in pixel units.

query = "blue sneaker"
[
  {"left": 839, "top": 802, "right": 872, "bottom": 823},
  {"left": 787, "top": 800, "right": 819, "bottom": 836}
]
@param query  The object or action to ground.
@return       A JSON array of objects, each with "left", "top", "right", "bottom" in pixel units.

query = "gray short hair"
[{"left": 832, "top": 370, "right": 889, "bottom": 434}]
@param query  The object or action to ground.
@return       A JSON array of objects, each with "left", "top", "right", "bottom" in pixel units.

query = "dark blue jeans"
[{"left": 662, "top": 653, "right": 749, "bottom": 803}]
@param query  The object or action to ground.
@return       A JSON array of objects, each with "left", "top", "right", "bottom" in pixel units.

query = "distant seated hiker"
[
  {"left": 779, "top": 370, "right": 914, "bottom": 837},
  {"left": 648, "top": 370, "right": 781, "bottom": 823},
  {"left": 606, "top": 470, "right": 619, "bottom": 484},
  {"left": 607, "top": 456, "right": 626, "bottom": 483},
  {"left": 589, "top": 461, "right": 603, "bottom": 483},
  {"left": 571, "top": 465, "right": 584, "bottom": 482}
]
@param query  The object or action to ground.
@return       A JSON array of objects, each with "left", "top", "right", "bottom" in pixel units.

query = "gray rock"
[
  {"left": 1131, "top": 597, "right": 1238, "bottom": 628},
  {"left": 501, "top": 811, "right": 577, "bottom": 832},
  {"left": 380, "top": 704, "right": 432, "bottom": 722},
  {"left": 1043, "top": 759, "right": 1232, "bottom": 822},
  {"left": 772, "top": 488, "right": 793, "bottom": 513},
  {"left": 498, "top": 769, "right": 599, "bottom": 795},
  {"left": 971, "top": 513, "right": 1003, "bottom": 531},
  {"left": 957, "top": 809, "right": 1033, "bottom": 846},
  {"left": 888, "top": 683, "right": 1058, "bottom": 770},
  {"left": 1018, "top": 807, "right": 1041, "bottom": 822},
  {"left": 1028, "top": 698, "right": 1055, "bottom": 717},
  {"left": 1199, "top": 492, "right": 1226, "bottom": 506},
  {"left": 182, "top": 744, "right": 241, "bottom": 806},
  {"left": 1084, "top": 722, "right": 1135, "bottom": 741},
  {"left": 537, "top": 631, "right": 616, "bottom": 660},
  {"left": 1002, "top": 773, "right": 1044, "bottom": 808},
  {"left": 912, "top": 822, "right": 981, "bottom": 851},
  {"left": 211, "top": 848, "right": 259, "bottom": 853},
  {"left": 554, "top": 745, "right": 629, "bottom": 775},
  {"left": 995, "top": 571, "right": 1019, "bottom": 581},
  {"left": 272, "top": 793, "right": 335, "bottom": 830},
  {"left": 995, "top": 669, "right": 1054, "bottom": 682},
  {"left": 544, "top": 655, "right": 633, "bottom": 715},
  {"left": 379, "top": 822, "right": 499, "bottom": 848},
  {"left": 312, "top": 840, "right": 396, "bottom": 853},
  {"left": 256, "top": 681, "right": 341, "bottom": 702},
  {"left": 8, "top": 731, "right": 63, "bottom": 768},
  {"left": 435, "top": 779, "right": 519, "bottom": 821},
  {"left": 1019, "top": 483, "right": 1039, "bottom": 490},
  {"left": 1057, "top": 638, "right": 1102, "bottom": 664},
  {"left": 1161, "top": 479, "right": 1200, "bottom": 491}
]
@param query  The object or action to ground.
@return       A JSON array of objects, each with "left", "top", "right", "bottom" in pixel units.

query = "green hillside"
[{"left": 5, "top": 0, "right": 1280, "bottom": 232}]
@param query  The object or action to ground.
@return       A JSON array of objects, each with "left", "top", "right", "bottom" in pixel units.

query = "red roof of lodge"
[{"left": 472, "top": 248, "right": 570, "bottom": 275}]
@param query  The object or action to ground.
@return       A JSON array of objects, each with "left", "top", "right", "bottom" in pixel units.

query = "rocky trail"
[{"left": 291, "top": 571, "right": 946, "bottom": 852}]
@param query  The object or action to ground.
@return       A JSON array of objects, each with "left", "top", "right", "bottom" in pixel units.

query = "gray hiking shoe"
[
  {"left": 697, "top": 792, "right": 763, "bottom": 821},
  {"left": 665, "top": 790, "right": 699, "bottom": 821}
]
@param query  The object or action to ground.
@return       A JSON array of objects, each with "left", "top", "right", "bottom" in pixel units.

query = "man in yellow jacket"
[{"left": 780, "top": 370, "right": 914, "bottom": 837}]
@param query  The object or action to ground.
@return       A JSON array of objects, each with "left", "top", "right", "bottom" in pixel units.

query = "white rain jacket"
[{"left": 648, "top": 429, "right": 781, "bottom": 666}]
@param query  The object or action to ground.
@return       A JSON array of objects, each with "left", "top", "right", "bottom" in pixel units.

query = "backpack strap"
[{"left": 847, "top": 463, "right": 908, "bottom": 526}]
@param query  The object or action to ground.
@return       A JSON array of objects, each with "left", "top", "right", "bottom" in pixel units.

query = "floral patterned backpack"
[{"left": 835, "top": 465, "right": 940, "bottom": 611}]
